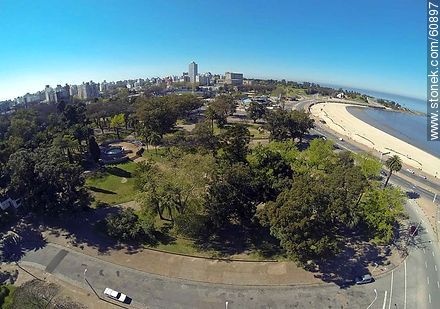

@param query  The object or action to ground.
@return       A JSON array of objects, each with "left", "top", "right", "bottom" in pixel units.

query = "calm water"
[
  {"left": 322, "top": 84, "right": 426, "bottom": 113},
  {"left": 347, "top": 106, "right": 440, "bottom": 159}
]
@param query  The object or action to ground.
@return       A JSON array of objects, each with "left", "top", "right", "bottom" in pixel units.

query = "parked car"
[
  {"left": 409, "top": 224, "right": 418, "bottom": 236},
  {"left": 104, "top": 288, "right": 127, "bottom": 303},
  {"left": 338, "top": 137, "right": 344, "bottom": 141},
  {"left": 354, "top": 274, "right": 374, "bottom": 285}
]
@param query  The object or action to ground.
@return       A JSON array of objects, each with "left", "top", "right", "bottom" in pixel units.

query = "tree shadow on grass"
[
  {"left": 106, "top": 166, "right": 131, "bottom": 178},
  {"left": 194, "top": 223, "right": 283, "bottom": 259},
  {"left": 88, "top": 186, "right": 117, "bottom": 195},
  {"left": 25, "top": 205, "right": 144, "bottom": 255}
]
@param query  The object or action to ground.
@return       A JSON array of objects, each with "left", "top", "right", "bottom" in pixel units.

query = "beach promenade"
[{"left": 310, "top": 103, "right": 440, "bottom": 178}]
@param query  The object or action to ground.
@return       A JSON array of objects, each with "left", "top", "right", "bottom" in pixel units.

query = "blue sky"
[{"left": 0, "top": 0, "right": 425, "bottom": 100}]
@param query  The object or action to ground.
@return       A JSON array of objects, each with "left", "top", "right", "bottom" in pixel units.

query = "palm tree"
[
  {"left": 384, "top": 155, "right": 402, "bottom": 187},
  {"left": 147, "top": 131, "right": 161, "bottom": 155}
]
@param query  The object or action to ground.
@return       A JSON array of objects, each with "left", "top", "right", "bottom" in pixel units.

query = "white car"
[
  {"left": 104, "top": 287, "right": 127, "bottom": 303},
  {"left": 338, "top": 137, "right": 343, "bottom": 141},
  {"left": 406, "top": 168, "right": 415, "bottom": 174}
]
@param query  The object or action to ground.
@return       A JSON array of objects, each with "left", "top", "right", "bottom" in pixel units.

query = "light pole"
[
  {"left": 380, "top": 151, "right": 390, "bottom": 162},
  {"left": 225, "top": 301, "right": 229, "bottom": 309}
]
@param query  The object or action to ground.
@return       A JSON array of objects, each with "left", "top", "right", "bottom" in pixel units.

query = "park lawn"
[
  {"left": 246, "top": 123, "right": 270, "bottom": 140},
  {"left": 86, "top": 161, "right": 138, "bottom": 205}
]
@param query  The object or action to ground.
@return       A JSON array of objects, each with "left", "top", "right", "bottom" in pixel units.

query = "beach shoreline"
[{"left": 310, "top": 102, "right": 440, "bottom": 178}]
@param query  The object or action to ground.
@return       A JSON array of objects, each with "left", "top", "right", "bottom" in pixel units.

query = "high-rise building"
[
  {"left": 225, "top": 72, "right": 244, "bottom": 85},
  {"left": 78, "top": 81, "right": 100, "bottom": 100},
  {"left": 189, "top": 61, "right": 198, "bottom": 83},
  {"left": 44, "top": 85, "right": 56, "bottom": 103},
  {"left": 69, "top": 85, "right": 78, "bottom": 97}
]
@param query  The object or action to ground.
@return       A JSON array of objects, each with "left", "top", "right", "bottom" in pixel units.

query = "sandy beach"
[{"left": 310, "top": 103, "right": 440, "bottom": 177}]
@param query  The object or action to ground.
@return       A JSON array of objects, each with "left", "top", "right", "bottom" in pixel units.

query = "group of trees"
[
  {"left": 4, "top": 279, "right": 85, "bottom": 308},
  {"left": 127, "top": 108, "right": 404, "bottom": 262},
  {"left": 0, "top": 91, "right": 206, "bottom": 223},
  {"left": 0, "top": 100, "right": 96, "bottom": 222},
  {"left": 264, "top": 109, "right": 315, "bottom": 142}
]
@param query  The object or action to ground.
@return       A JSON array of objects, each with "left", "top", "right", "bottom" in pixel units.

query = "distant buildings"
[
  {"left": 189, "top": 61, "right": 198, "bottom": 83},
  {"left": 225, "top": 72, "right": 243, "bottom": 85},
  {"left": 78, "top": 81, "right": 100, "bottom": 100}
]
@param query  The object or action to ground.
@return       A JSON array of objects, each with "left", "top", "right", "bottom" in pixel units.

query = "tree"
[
  {"left": 219, "top": 124, "right": 250, "bottom": 163},
  {"left": 247, "top": 144, "right": 293, "bottom": 201},
  {"left": 205, "top": 163, "right": 259, "bottom": 229},
  {"left": 110, "top": 113, "right": 125, "bottom": 139},
  {"left": 191, "top": 121, "right": 218, "bottom": 154},
  {"left": 260, "top": 174, "right": 339, "bottom": 261},
  {"left": 7, "top": 147, "right": 91, "bottom": 215},
  {"left": 207, "top": 95, "right": 236, "bottom": 128},
  {"left": 105, "top": 207, "right": 155, "bottom": 241},
  {"left": 264, "top": 109, "right": 290, "bottom": 141},
  {"left": 264, "top": 109, "right": 314, "bottom": 142},
  {"left": 136, "top": 154, "right": 215, "bottom": 224},
  {"left": 355, "top": 153, "right": 382, "bottom": 181},
  {"left": 52, "top": 134, "right": 77, "bottom": 164},
  {"left": 136, "top": 96, "right": 178, "bottom": 138},
  {"left": 88, "top": 135, "right": 101, "bottom": 163},
  {"left": 384, "top": 155, "right": 402, "bottom": 187},
  {"left": 360, "top": 187, "right": 404, "bottom": 243},
  {"left": 247, "top": 102, "right": 266, "bottom": 123},
  {"left": 288, "top": 110, "right": 314, "bottom": 143}
]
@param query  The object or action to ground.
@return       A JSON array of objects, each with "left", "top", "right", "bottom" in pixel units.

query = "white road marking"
[
  {"left": 429, "top": 293, "right": 432, "bottom": 304},
  {"left": 366, "top": 289, "right": 378, "bottom": 309},
  {"left": 424, "top": 248, "right": 426, "bottom": 254},
  {"left": 382, "top": 290, "right": 388, "bottom": 309},
  {"left": 433, "top": 251, "right": 435, "bottom": 257},
  {"left": 404, "top": 260, "right": 407, "bottom": 309},
  {"left": 437, "top": 281, "right": 439, "bottom": 289},
  {"left": 427, "top": 276, "right": 430, "bottom": 285},
  {"left": 435, "top": 265, "right": 437, "bottom": 272},
  {"left": 388, "top": 271, "right": 394, "bottom": 309},
  {"left": 426, "top": 261, "right": 428, "bottom": 269}
]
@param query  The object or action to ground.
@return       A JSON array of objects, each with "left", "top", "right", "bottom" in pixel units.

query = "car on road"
[
  {"left": 354, "top": 274, "right": 374, "bottom": 285},
  {"left": 104, "top": 287, "right": 127, "bottom": 303},
  {"left": 409, "top": 224, "right": 418, "bottom": 236},
  {"left": 338, "top": 137, "right": 343, "bottom": 141},
  {"left": 406, "top": 168, "right": 415, "bottom": 174},
  {"left": 418, "top": 174, "right": 427, "bottom": 179}
]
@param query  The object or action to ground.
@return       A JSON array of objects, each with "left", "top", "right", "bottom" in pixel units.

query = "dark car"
[
  {"left": 409, "top": 225, "right": 418, "bottom": 236},
  {"left": 354, "top": 274, "right": 374, "bottom": 285}
]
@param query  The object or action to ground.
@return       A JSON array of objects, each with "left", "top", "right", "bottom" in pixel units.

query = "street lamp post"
[{"left": 225, "top": 301, "right": 229, "bottom": 309}]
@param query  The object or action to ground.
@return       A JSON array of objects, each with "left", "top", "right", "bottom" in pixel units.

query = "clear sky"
[{"left": 0, "top": 0, "right": 425, "bottom": 101}]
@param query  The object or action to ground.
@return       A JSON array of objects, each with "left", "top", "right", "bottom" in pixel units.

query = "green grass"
[
  {"left": 86, "top": 161, "right": 138, "bottom": 205},
  {"left": 1, "top": 285, "right": 16, "bottom": 308}
]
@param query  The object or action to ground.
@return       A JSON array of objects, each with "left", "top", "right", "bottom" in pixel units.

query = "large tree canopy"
[{"left": 7, "top": 147, "right": 90, "bottom": 215}]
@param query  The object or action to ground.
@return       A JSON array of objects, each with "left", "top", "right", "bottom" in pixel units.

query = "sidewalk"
[{"left": 40, "top": 225, "right": 403, "bottom": 287}]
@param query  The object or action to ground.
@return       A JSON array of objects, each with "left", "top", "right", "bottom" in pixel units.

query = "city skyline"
[{"left": 0, "top": 0, "right": 425, "bottom": 101}]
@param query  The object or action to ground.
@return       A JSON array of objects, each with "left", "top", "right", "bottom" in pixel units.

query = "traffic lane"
[{"left": 405, "top": 200, "right": 440, "bottom": 308}]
